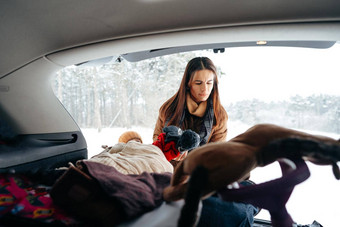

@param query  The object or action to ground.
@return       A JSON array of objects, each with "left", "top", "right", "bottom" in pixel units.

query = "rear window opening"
[{"left": 53, "top": 44, "right": 340, "bottom": 225}]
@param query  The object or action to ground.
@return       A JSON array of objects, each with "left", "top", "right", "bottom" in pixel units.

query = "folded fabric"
[
  {"left": 51, "top": 161, "right": 172, "bottom": 226},
  {"left": 88, "top": 140, "right": 173, "bottom": 175},
  {"left": 81, "top": 161, "right": 172, "bottom": 220}
]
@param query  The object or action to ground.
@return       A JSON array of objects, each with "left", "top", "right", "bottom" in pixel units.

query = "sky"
[{"left": 204, "top": 44, "right": 340, "bottom": 104}]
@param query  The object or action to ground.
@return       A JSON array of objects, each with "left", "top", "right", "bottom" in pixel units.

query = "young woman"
[{"left": 153, "top": 57, "right": 228, "bottom": 148}]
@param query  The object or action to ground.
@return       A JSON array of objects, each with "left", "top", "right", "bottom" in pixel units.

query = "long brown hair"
[{"left": 158, "top": 57, "right": 227, "bottom": 128}]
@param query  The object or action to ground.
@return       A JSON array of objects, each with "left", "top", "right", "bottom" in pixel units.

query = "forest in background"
[
  {"left": 53, "top": 52, "right": 198, "bottom": 130},
  {"left": 53, "top": 52, "right": 340, "bottom": 134},
  {"left": 227, "top": 95, "right": 340, "bottom": 133}
]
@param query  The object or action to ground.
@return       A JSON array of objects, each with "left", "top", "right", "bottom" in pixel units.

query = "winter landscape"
[{"left": 54, "top": 46, "right": 340, "bottom": 226}]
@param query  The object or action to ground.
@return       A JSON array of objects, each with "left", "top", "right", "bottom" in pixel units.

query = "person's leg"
[{"left": 197, "top": 196, "right": 258, "bottom": 227}]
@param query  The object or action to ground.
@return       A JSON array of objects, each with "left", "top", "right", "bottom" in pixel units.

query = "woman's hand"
[{"left": 173, "top": 151, "right": 188, "bottom": 161}]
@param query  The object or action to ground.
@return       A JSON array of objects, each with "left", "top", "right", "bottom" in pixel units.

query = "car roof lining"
[{"left": 2, "top": 0, "right": 340, "bottom": 77}]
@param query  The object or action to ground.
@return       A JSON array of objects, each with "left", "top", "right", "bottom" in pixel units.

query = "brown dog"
[{"left": 163, "top": 123, "right": 340, "bottom": 202}]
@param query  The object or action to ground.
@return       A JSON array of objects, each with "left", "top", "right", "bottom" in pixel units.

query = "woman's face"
[{"left": 189, "top": 69, "right": 214, "bottom": 103}]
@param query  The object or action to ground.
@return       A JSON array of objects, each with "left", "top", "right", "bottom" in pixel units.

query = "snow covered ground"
[{"left": 81, "top": 122, "right": 340, "bottom": 227}]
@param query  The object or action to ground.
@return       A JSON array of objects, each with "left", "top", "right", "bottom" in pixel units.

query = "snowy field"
[{"left": 81, "top": 121, "right": 340, "bottom": 227}]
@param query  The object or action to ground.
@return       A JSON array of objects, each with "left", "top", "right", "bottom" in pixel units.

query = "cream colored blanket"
[{"left": 88, "top": 141, "right": 173, "bottom": 175}]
